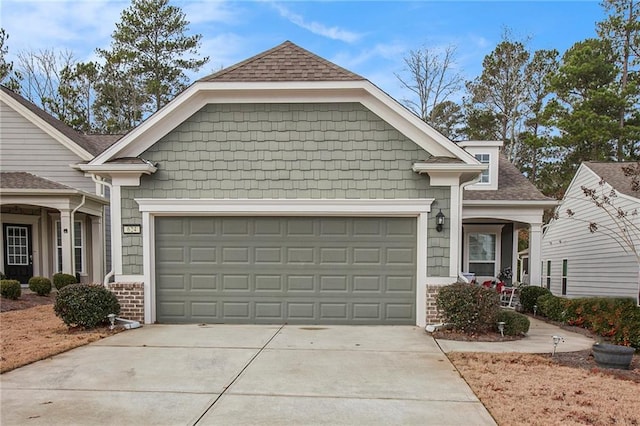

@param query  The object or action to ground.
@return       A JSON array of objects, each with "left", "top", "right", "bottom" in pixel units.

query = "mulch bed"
[
  {"left": 431, "top": 329, "right": 522, "bottom": 342},
  {"left": 0, "top": 291, "right": 56, "bottom": 312}
]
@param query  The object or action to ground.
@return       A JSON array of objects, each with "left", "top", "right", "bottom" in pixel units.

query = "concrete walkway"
[
  {"left": 436, "top": 316, "right": 596, "bottom": 354},
  {"left": 1, "top": 325, "right": 496, "bottom": 426}
]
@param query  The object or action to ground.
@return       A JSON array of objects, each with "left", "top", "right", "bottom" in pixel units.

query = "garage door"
[{"left": 155, "top": 216, "right": 416, "bottom": 324}]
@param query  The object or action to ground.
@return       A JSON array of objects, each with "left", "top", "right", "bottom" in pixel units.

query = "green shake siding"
[{"left": 120, "top": 102, "right": 451, "bottom": 276}]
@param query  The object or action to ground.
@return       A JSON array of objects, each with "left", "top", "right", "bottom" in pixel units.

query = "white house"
[{"left": 542, "top": 162, "right": 640, "bottom": 304}]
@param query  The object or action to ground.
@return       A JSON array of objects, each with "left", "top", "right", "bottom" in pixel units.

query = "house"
[
  {"left": 78, "top": 41, "right": 555, "bottom": 326},
  {"left": 0, "top": 86, "right": 116, "bottom": 284},
  {"left": 542, "top": 162, "right": 640, "bottom": 303}
]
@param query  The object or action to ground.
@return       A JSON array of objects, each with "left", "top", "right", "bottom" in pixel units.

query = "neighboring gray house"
[
  {"left": 0, "top": 86, "right": 116, "bottom": 284},
  {"left": 542, "top": 162, "right": 640, "bottom": 304},
  {"left": 79, "top": 41, "right": 555, "bottom": 326}
]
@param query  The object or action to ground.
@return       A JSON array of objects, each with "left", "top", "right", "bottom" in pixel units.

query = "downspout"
[
  {"left": 458, "top": 174, "right": 481, "bottom": 276},
  {"left": 70, "top": 195, "right": 86, "bottom": 279},
  {"left": 91, "top": 174, "right": 114, "bottom": 286}
]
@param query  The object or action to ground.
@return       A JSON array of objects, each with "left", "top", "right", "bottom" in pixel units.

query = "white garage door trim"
[{"left": 136, "top": 199, "right": 434, "bottom": 326}]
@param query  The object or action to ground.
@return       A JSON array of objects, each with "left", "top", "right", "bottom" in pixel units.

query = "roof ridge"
[{"left": 198, "top": 40, "right": 365, "bottom": 82}]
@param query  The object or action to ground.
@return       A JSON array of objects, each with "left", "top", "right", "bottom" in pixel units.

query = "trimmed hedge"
[
  {"left": 53, "top": 273, "right": 77, "bottom": 290},
  {"left": 1, "top": 279, "right": 22, "bottom": 300},
  {"left": 497, "top": 309, "right": 531, "bottom": 336},
  {"left": 519, "top": 286, "right": 551, "bottom": 313},
  {"left": 28, "top": 276, "right": 52, "bottom": 296},
  {"left": 536, "top": 293, "right": 640, "bottom": 349},
  {"left": 54, "top": 284, "right": 120, "bottom": 329},
  {"left": 436, "top": 283, "right": 500, "bottom": 333}
]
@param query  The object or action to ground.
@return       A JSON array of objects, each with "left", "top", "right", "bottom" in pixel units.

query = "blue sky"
[{"left": 1, "top": 0, "right": 604, "bottom": 101}]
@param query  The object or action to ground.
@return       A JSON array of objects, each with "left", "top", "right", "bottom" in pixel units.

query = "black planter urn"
[{"left": 592, "top": 343, "right": 635, "bottom": 370}]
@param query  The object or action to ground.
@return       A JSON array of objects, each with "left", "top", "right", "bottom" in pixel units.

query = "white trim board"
[{"left": 133, "top": 198, "right": 438, "bottom": 327}]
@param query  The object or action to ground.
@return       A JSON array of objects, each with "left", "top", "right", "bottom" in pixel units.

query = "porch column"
[
  {"left": 59, "top": 209, "right": 73, "bottom": 274},
  {"left": 529, "top": 222, "right": 543, "bottom": 286},
  {"left": 91, "top": 216, "right": 103, "bottom": 283},
  {"left": 40, "top": 210, "right": 49, "bottom": 277}
]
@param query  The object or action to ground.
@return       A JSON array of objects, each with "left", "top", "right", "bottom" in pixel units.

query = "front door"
[{"left": 3, "top": 224, "right": 33, "bottom": 283}]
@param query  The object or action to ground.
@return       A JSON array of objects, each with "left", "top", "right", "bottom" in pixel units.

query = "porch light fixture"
[{"left": 435, "top": 209, "right": 445, "bottom": 232}]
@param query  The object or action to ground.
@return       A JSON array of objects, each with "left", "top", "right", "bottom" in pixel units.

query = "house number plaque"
[{"left": 123, "top": 224, "right": 141, "bottom": 234}]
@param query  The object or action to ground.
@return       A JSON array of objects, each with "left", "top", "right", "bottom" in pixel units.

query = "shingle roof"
[
  {"left": 464, "top": 156, "right": 554, "bottom": 202},
  {"left": 585, "top": 161, "right": 640, "bottom": 199},
  {"left": 198, "top": 41, "right": 365, "bottom": 82},
  {"left": 421, "top": 156, "right": 465, "bottom": 164},
  {"left": 0, "top": 172, "right": 74, "bottom": 190},
  {"left": 0, "top": 86, "right": 118, "bottom": 156}
]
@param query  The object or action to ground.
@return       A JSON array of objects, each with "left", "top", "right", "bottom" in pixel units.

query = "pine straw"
[
  {"left": 448, "top": 352, "right": 640, "bottom": 426},
  {"left": 0, "top": 305, "right": 117, "bottom": 373}
]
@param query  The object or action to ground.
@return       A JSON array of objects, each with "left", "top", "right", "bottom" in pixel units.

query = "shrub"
[
  {"left": 54, "top": 284, "right": 120, "bottom": 329},
  {"left": 53, "top": 273, "right": 77, "bottom": 290},
  {"left": 1, "top": 279, "right": 21, "bottom": 300},
  {"left": 519, "top": 286, "right": 551, "bottom": 313},
  {"left": 28, "top": 276, "right": 52, "bottom": 296},
  {"left": 497, "top": 309, "right": 530, "bottom": 336},
  {"left": 537, "top": 293, "right": 569, "bottom": 322},
  {"left": 436, "top": 283, "right": 500, "bottom": 333}
]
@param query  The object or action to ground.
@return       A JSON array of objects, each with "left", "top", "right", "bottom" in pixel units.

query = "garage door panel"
[
  {"left": 155, "top": 217, "right": 416, "bottom": 324},
  {"left": 254, "top": 275, "right": 283, "bottom": 291},
  {"left": 190, "top": 275, "right": 217, "bottom": 290}
]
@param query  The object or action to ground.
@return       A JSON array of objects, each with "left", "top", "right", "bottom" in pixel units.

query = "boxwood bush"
[
  {"left": 519, "top": 286, "right": 551, "bottom": 313},
  {"left": 1, "top": 279, "right": 21, "bottom": 300},
  {"left": 497, "top": 309, "right": 530, "bottom": 336},
  {"left": 54, "top": 284, "right": 120, "bottom": 329},
  {"left": 53, "top": 273, "right": 77, "bottom": 290},
  {"left": 536, "top": 293, "right": 569, "bottom": 321},
  {"left": 436, "top": 283, "right": 500, "bottom": 333},
  {"left": 28, "top": 276, "right": 52, "bottom": 296}
]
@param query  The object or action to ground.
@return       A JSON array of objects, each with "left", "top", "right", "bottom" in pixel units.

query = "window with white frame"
[
  {"left": 464, "top": 225, "right": 503, "bottom": 278},
  {"left": 56, "top": 221, "right": 84, "bottom": 273},
  {"left": 475, "top": 153, "right": 490, "bottom": 183}
]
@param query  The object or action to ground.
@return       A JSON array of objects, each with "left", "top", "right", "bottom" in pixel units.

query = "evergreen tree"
[
  {"left": 0, "top": 28, "right": 21, "bottom": 91},
  {"left": 97, "top": 0, "right": 209, "bottom": 125}
]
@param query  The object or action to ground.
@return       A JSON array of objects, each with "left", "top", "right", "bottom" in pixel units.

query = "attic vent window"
[{"left": 475, "top": 153, "right": 490, "bottom": 183}]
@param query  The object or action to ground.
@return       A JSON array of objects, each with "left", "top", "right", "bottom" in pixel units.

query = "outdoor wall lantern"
[{"left": 436, "top": 209, "right": 445, "bottom": 232}]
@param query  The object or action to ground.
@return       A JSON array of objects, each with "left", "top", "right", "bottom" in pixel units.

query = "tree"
[
  {"left": 16, "top": 48, "right": 75, "bottom": 115},
  {"left": 465, "top": 34, "right": 530, "bottom": 163},
  {"left": 546, "top": 39, "right": 621, "bottom": 170},
  {"left": 55, "top": 62, "right": 100, "bottom": 133},
  {"left": 519, "top": 49, "right": 559, "bottom": 184},
  {"left": 395, "top": 45, "right": 464, "bottom": 138},
  {"left": 597, "top": 0, "right": 640, "bottom": 160},
  {"left": 0, "top": 28, "right": 21, "bottom": 91},
  {"left": 98, "top": 0, "right": 209, "bottom": 118}
]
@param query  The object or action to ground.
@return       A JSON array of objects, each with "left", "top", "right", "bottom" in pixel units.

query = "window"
[
  {"left": 546, "top": 260, "right": 551, "bottom": 290},
  {"left": 56, "top": 221, "right": 84, "bottom": 273},
  {"left": 475, "top": 153, "right": 490, "bottom": 183},
  {"left": 6, "top": 226, "right": 29, "bottom": 265},
  {"left": 468, "top": 232, "right": 497, "bottom": 276},
  {"left": 562, "top": 259, "right": 568, "bottom": 295}
]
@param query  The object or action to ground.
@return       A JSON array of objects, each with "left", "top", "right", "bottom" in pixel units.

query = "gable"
[
  {"left": 0, "top": 101, "right": 96, "bottom": 193},
  {"left": 134, "top": 102, "right": 440, "bottom": 199}
]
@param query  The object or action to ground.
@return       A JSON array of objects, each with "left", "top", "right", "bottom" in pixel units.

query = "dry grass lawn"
[
  {"left": 449, "top": 352, "right": 640, "bottom": 426},
  {"left": 1, "top": 304, "right": 117, "bottom": 373}
]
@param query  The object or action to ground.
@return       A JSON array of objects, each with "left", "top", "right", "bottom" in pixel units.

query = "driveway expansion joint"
[{"left": 190, "top": 323, "right": 286, "bottom": 426}]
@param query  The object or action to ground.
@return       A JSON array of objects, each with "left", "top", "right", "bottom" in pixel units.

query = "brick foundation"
[
  {"left": 425, "top": 285, "right": 443, "bottom": 324},
  {"left": 108, "top": 282, "right": 144, "bottom": 323}
]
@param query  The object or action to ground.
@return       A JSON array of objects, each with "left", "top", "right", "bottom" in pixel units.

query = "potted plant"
[{"left": 592, "top": 342, "right": 635, "bottom": 370}]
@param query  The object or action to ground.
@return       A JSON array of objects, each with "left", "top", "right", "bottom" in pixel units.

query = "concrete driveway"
[{"left": 1, "top": 325, "right": 495, "bottom": 425}]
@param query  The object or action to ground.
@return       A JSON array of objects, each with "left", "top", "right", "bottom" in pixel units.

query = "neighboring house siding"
[
  {"left": 0, "top": 101, "right": 94, "bottom": 193},
  {"left": 120, "top": 102, "right": 451, "bottom": 276},
  {"left": 542, "top": 167, "right": 639, "bottom": 299}
]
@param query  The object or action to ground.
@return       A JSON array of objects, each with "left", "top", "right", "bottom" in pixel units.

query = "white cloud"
[
  {"left": 269, "top": 2, "right": 361, "bottom": 43},
  {"left": 331, "top": 42, "right": 406, "bottom": 69},
  {"left": 180, "top": 0, "right": 240, "bottom": 25}
]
